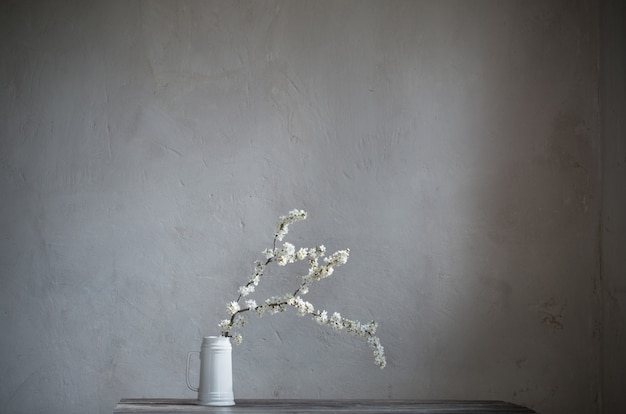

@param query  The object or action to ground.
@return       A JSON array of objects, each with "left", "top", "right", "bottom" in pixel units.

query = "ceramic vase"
[{"left": 186, "top": 336, "right": 235, "bottom": 406}]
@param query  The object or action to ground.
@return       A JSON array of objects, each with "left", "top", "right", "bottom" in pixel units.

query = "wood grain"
[{"left": 114, "top": 399, "right": 537, "bottom": 413}]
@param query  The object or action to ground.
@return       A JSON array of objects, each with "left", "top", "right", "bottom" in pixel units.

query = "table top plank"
[{"left": 114, "top": 399, "right": 536, "bottom": 413}]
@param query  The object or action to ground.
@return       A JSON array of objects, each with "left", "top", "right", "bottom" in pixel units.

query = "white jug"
[{"left": 186, "top": 336, "right": 235, "bottom": 406}]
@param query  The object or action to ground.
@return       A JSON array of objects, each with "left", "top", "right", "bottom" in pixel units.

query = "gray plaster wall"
[
  {"left": 600, "top": 0, "right": 626, "bottom": 413},
  {"left": 0, "top": 1, "right": 618, "bottom": 414}
]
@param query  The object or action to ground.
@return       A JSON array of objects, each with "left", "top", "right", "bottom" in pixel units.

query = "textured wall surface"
[
  {"left": 0, "top": 1, "right": 609, "bottom": 414},
  {"left": 600, "top": 0, "right": 626, "bottom": 412}
]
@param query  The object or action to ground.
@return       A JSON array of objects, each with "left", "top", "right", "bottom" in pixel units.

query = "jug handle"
[{"left": 186, "top": 351, "right": 200, "bottom": 392}]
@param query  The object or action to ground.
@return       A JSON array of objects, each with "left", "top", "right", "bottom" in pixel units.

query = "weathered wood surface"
[{"left": 114, "top": 399, "right": 537, "bottom": 413}]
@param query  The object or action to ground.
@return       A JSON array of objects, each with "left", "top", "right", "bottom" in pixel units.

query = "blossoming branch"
[{"left": 219, "top": 209, "right": 387, "bottom": 369}]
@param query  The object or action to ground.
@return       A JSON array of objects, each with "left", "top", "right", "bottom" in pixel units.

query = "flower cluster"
[{"left": 219, "top": 209, "right": 386, "bottom": 369}]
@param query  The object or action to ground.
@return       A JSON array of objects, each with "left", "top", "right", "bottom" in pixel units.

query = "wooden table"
[{"left": 114, "top": 398, "right": 536, "bottom": 413}]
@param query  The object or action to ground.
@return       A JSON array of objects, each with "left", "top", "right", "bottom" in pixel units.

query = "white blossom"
[
  {"left": 367, "top": 336, "right": 387, "bottom": 369},
  {"left": 274, "top": 209, "right": 307, "bottom": 241},
  {"left": 226, "top": 301, "right": 240, "bottom": 315},
  {"left": 255, "top": 305, "right": 266, "bottom": 317},
  {"left": 325, "top": 249, "right": 350, "bottom": 265},
  {"left": 296, "top": 248, "right": 308, "bottom": 261},
  {"left": 232, "top": 314, "right": 247, "bottom": 328},
  {"left": 252, "top": 261, "right": 264, "bottom": 280},
  {"left": 330, "top": 312, "right": 343, "bottom": 331},
  {"left": 238, "top": 285, "right": 255, "bottom": 297},
  {"left": 313, "top": 310, "right": 328, "bottom": 324},
  {"left": 220, "top": 209, "right": 386, "bottom": 369},
  {"left": 288, "top": 296, "right": 314, "bottom": 316},
  {"left": 314, "top": 245, "right": 326, "bottom": 257},
  {"left": 320, "top": 266, "right": 334, "bottom": 278},
  {"left": 218, "top": 319, "right": 231, "bottom": 335},
  {"left": 277, "top": 242, "right": 296, "bottom": 266},
  {"left": 366, "top": 321, "right": 378, "bottom": 336}
]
